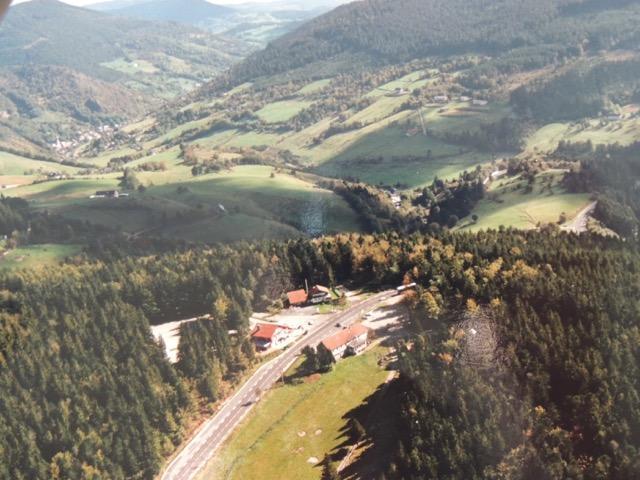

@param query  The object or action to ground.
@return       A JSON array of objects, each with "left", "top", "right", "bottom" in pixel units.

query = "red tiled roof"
[
  {"left": 287, "top": 289, "right": 308, "bottom": 305},
  {"left": 251, "top": 323, "right": 289, "bottom": 341},
  {"left": 322, "top": 324, "right": 369, "bottom": 352}
]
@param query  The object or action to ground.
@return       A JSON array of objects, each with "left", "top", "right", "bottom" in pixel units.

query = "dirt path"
[{"left": 561, "top": 201, "right": 597, "bottom": 233}]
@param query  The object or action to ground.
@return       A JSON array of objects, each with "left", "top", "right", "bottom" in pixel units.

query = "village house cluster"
[
  {"left": 50, "top": 124, "right": 124, "bottom": 157},
  {"left": 250, "top": 283, "right": 372, "bottom": 361}
]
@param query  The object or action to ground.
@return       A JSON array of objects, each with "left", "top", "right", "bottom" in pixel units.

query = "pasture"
[
  {"left": 256, "top": 100, "right": 312, "bottom": 124},
  {"left": 197, "top": 346, "right": 389, "bottom": 480},
  {"left": 526, "top": 115, "right": 640, "bottom": 153},
  {"left": 144, "top": 165, "right": 362, "bottom": 241},
  {"left": 9, "top": 166, "right": 363, "bottom": 242},
  {"left": 0, "top": 151, "right": 79, "bottom": 176},
  {"left": 460, "top": 170, "right": 592, "bottom": 231},
  {"left": 298, "top": 79, "right": 332, "bottom": 95},
  {"left": 0, "top": 244, "right": 82, "bottom": 271}
]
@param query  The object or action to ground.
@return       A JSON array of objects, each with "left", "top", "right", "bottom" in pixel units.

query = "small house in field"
[
  {"left": 321, "top": 324, "right": 370, "bottom": 360},
  {"left": 472, "top": 99, "right": 489, "bottom": 106},
  {"left": 433, "top": 95, "right": 449, "bottom": 103},
  {"left": 251, "top": 323, "right": 292, "bottom": 351},
  {"left": 286, "top": 289, "right": 308, "bottom": 307},
  {"left": 94, "top": 190, "right": 120, "bottom": 199},
  {"left": 309, "top": 285, "right": 331, "bottom": 304}
]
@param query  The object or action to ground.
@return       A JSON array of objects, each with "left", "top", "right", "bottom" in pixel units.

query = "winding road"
[{"left": 160, "top": 290, "right": 395, "bottom": 480}]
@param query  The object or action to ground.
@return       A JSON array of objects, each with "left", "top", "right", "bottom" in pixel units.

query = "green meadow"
[
  {"left": 198, "top": 346, "right": 389, "bottom": 480},
  {"left": 460, "top": 170, "right": 592, "bottom": 231}
]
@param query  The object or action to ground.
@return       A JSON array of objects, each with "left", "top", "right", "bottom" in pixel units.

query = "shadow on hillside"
[{"left": 313, "top": 369, "right": 405, "bottom": 478}]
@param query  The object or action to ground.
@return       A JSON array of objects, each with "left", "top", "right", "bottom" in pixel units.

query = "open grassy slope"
[
  {"left": 198, "top": 346, "right": 389, "bottom": 480},
  {"left": 0, "top": 244, "right": 82, "bottom": 271},
  {"left": 460, "top": 170, "right": 592, "bottom": 231},
  {"left": 8, "top": 166, "right": 362, "bottom": 243}
]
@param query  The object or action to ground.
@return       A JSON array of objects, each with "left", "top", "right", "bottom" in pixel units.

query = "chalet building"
[
  {"left": 286, "top": 285, "right": 332, "bottom": 306},
  {"left": 308, "top": 285, "right": 331, "bottom": 304},
  {"left": 321, "top": 324, "right": 370, "bottom": 361},
  {"left": 472, "top": 99, "right": 489, "bottom": 106},
  {"left": 433, "top": 95, "right": 449, "bottom": 103},
  {"left": 251, "top": 323, "right": 292, "bottom": 351}
]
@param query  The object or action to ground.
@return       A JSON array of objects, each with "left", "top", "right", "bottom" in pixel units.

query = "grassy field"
[
  {"left": 197, "top": 346, "right": 389, "bottom": 480},
  {"left": 9, "top": 166, "right": 362, "bottom": 242},
  {"left": 256, "top": 100, "right": 312, "bottom": 124},
  {"left": 315, "top": 125, "right": 486, "bottom": 187},
  {"left": 0, "top": 244, "right": 82, "bottom": 271},
  {"left": 366, "top": 70, "right": 432, "bottom": 97},
  {"left": 298, "top": 79, "right": 331, "bottom": 95},
  {"left": 149, "top": 116, "right": 215, "bottom": 147},
  {"left": 145, "top": 165, "right": 362, "bottom": 239},
  {"left": 347, "top": 95, "right": 407, "bottom": 125},
  {"left": 101, "top": 57, "right": 158, "bottom": 75},
  {"left": 0, "top": 151, "right": 79, "bottom": 176},
  {"left": 10, "top": 178, "right": 119, "bottom": 207},
  {"left": 526, "top": 115, "right": 640, "bottom": 153},
  {"left": 460, "top": 170, "right": 592, "bottom": 231},
  {"left": 85, "top": 147, "right": 140, "bottom": 168},
  {"left": 194, "top": 129, "right": 281, "bottom": 149}
]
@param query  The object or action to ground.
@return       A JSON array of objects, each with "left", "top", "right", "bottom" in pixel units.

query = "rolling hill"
[
  {"left": 231, "top": 0, "right": 640, "bottom": 81},
  {"left": 0, "top": 0, "right": 251, "bottom": 154},
  {"left": 95, "top": 0, "right": 343, "bottom": 47},
  {"left": 105, "top": 0, "right": 234, "bottom": 25}
]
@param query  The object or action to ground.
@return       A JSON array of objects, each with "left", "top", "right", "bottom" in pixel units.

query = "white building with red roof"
[
  {"left": 321, "top": 324, "right": 370, "bottom": 360},
  {"left": 251, "top": 323, "right": 292, "bottom": 351}
]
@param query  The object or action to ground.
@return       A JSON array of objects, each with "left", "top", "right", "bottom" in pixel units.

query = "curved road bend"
[{"left": 161, "top": 290, "right": 395, "bottom": 480}]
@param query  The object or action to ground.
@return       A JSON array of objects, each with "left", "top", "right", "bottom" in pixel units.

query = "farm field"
[
  {"left": 6, "top": 166, "right": 363, "bottom": 242},
  {"left": 526, "top": 115, "right": 640, "bottom": 153},
  {"left": 297, "top": 79, "right": 331, "bottom": 95},
  {"left": 0, "top": 151, "right": 79, "bottom": 176},
  {"left": 0, "top": 244, "right": 82, "bottom": 271},
  {"left": 145, "top": 165, "right": 362, "bottom": 239},
  {"left": 366, "top": 70, "right": 432, "bottom": 97},
  {"left": 460, "top": 170, "right": 592, "bottom": 231},
  {"left": 315, "top": 125, "right": 487, "bottom": 187},
  {"left": 256, "top": 100, "right": 312, "bottom": 124},
  {"left": 198, "top": 346, "right": 389, "bottom": 480}
]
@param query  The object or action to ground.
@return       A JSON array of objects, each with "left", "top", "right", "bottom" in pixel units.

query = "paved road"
[
  {"left": 561, "top": 201, "right": 597, "bottom": 233},
  {"left": 161, "top": 290, "right": 395, "bottom": 480}
]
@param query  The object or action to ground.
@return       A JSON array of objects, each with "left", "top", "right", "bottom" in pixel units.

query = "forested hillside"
[
  {"left": 231, "top": 0, "right": 640, "bottom": 81},
  {"left": 0, "top": 228, "right": 639, "bottom": 478}
]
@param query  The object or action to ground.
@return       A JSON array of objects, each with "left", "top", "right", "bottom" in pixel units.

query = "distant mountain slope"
[
  {"left": 231, "top": 0, "right": 640, "bottom": 81},
  {"left": 0, "top": 0, "right": 252, "bottom": 155},
  {"left": 0, "top": 0, "right": 247, "bottom": 79},
  {"left": 107, "top": 0, "right": 234, "bottom": 25},
  {"left": 96, "top": 0, "right": 339, "bottom": 48}
]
